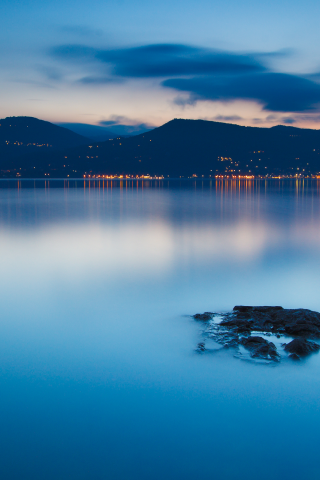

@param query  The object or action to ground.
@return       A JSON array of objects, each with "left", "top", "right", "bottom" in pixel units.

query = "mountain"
[
  {"left": 0, "top": 116, "right": 90, "bottom": 151},
  {"left": 55, "top": 122, "right": 151, "bottom": 141},
  {"left": 0, "top": 117, "right": 91, "bottom": 175},
  {"left": 55, "top": 123, "right": 121, "bottom": 142},
  {"left": 1, "top": 118, "right": 320, "bottom": 177}
]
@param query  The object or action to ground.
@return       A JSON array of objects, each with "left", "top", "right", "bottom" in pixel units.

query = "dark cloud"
[
  {"left": 99, "top": 116, "right": 153, "bottom": 134},
  {"left": 101, "top": 123, "right": 151, "bottom": 135},
  {"left": 289, "top": 114, "right": 320, "bottom": 123},
  {"left": 213, "top": 115, "right": 243, "bottom": 122},
  {"left": 266, "top": 114, "right": 277, "bottom": 121},
  {"left": 57, "top": 121, "right": 152, "bottom": 138},
  {"left": 49, "top": 42, "right": 320, "bottom": 112},
  {"left": 281, "top": 117, "right": 296, "bottom": 124},
  {"left": 51, "top": 44, "right": 97, "bottom": 61},
  {"left": 99, "top": 114, "right": 140, "bottom": 126},
  {"left": 51, "top": 43, "right": 264, "bottom": 77},
  {"left": 163, "top": 73, "right": 320, "bottom": 112},
  {"left": 97, "top": 44, "right": 263, "bottom": 77},
  {"left": 252, "top": 118, "right": 264, "bottom": 124}
]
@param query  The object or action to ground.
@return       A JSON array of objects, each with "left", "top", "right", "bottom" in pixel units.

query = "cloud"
[
  {"left": 99, "top": 115, "right": 143, "bottom": 126},
  {"left": 59, "top": 25, "right": 103, "bottom": 37},
  {"left": 163, "top": 73, "right": 320, "bottom": 112},
  {"left": 173, "top": 95, "right": 197, "bottom": 106},
  {"left": 12, "top": 79, "right": 57, "bottom": 89},
  {"left": 99, "top": 115, "right": 153, "bottom": 134},
  {"left": 212, "top": 115, "right": 243, "bottom": 122},
  {"left": 51, "top": 44, "right": 97, "bottom": 61},
  {"left": 51, "top": 43, "right": 264, "bottom": 77},
  {"left": 36, "top": 65, "right": 63, "bottom": 81},
  {"left": 281, "top": 117, "right": 296, "bottom": 124},
  {"left": 265, "top": 113, "right": 320, "bottom": 125},
  {"left": 78, "top": 76, "right": 124, "bottom": 84},
  {"left": 49, "top": 42, "right": 320, "bottom": 112},
  {"left": 97, "top": 44, "right": 264, "bottom": 77}
]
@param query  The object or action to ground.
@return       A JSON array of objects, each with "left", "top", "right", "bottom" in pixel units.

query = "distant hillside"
[
  {"left": 55, "top": 123, "right": 120, "bottom": 142},
  {"left": 0, "top": 116, "right": 90, "bottom": 149},
  {"left": 55, "top": 122, "right": 150, "bottom": 141},
  {"left": 1, "top": 118, "right": 320, "bottom": 177}
]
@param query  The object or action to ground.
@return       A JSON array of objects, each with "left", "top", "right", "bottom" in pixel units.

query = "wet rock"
[
  {"left": 288, "top": 353, "right": 300, "bottom": 361},
  {"left": 197, "top": 342, "right": 206, "bottom": 352},
  {"left": 233, "top": 306, "right": 283, "bottom": 313},
  {"left": 240, "top": 336, "right": 279, "bottom": 361},
  {"left": 221, "top": 306, "right": 320, "bottom": 338},
  {"left": 193, "top": 313, "right": 212, "bottom": 321},
  {"left": 208, "top": 329, "right": 239, "bottom": 348},
  {"left": 284, "top": 338, "right": 320, "bottom": 356},
  {"left": 191, "top": 306, "right": 320, "bottom": 365},
  {"left": 284, "top": 323, "right": 320, "bottom": 337},
  {"left": 219, "top": 319, "right": 253, "bottom": 334},
  {"left": 223, "top": 338, "right": 240, "bottom": 349}
]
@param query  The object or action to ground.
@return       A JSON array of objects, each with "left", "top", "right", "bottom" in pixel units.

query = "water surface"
[{"left": 0, "top": 179, "right": 320, "bottom": 480}]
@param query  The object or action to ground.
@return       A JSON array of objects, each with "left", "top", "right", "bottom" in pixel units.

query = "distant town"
[{"left": 1, "top": 116, "right": 320, "bottom": 179}]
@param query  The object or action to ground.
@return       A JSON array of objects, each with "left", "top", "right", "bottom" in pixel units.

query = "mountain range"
[
  {"left": 55, "top": 122, "right": 151, "bottom": 141},
  {"left": 1, "top": 116, "right": 320, "bottom": 178}
]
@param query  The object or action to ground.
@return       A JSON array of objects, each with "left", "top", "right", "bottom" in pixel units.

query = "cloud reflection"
[{"left": 0, "top": 217, "right": 318, "bottom": 288}]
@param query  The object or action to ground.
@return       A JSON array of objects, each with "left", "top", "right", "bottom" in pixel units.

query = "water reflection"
[
  {"left": 2, "top": 177, "right": 320, "bottom": 191},
  {"left": 0, "top": 180, "right": 320, "bottom": 277},
  {"left": 0, "top": 180, "right": 320, "bottom": 480}
]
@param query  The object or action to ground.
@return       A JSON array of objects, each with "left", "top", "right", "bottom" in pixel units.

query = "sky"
[{"left": 2, "top": 0, "right": 320, "bottom": 130}]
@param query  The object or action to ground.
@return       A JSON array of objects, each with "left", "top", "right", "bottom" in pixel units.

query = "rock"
[
  {"left": 233, "top": 306, "right": 283, "bottom": 313},
  {"left": 240, "top": 336, "right": 279, "bottom": 361},
  {"left": 233, "top": 306, "right": 253, "bottom": 313},
  {"left": 197, "top": 342, "right": 206, "bottom": 352},
  {"left": 221, "top": 307, "right": 320, "bottom": 338},
  {"left": 242, "top": 336, "right": 266, "bottom": 345},
  {"left": 288, "top": 353, "right": 300, "bottom": 361},
  {"left": 223, "top": 338, "right": 240, "bottom": 349},
  {"left": 224, "top": 338, "right": 240, "bottom": 348},
  {"left": 220, "top": 319, "right": 253, "bottom": 334},
  {"left": 191, "top": 306, "right": 320, "bottom": 365},
  {"left": 284, "top": 323, "right": 320, "bottom": 337},
  {"left": 193, "top": 313, "right": 212, "bottom": 321},
  {"left": 284, "top": 338, "right": 320, "bottom": 356}
]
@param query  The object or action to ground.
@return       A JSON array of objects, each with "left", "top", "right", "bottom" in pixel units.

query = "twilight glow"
[{"left": 2, "top": 0, "right": 320, "bottom": 129}]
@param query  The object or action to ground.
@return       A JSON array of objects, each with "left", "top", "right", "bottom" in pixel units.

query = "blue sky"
[{"left": 2, "top": 0, "right": 320, "bottom": 129}]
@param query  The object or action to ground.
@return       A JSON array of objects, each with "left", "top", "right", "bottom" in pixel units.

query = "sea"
[{"left": 0, "top": 178, "right": 319, "bottom": 480}]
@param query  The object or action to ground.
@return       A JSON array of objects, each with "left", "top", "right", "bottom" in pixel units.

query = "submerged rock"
[
  {"left": 240, "top": 336, "right": 280, "bottom": 361},
  {"left": 197, "top": 342, "right": 206, "bottom": 352},
  {"left": 288, "top": 353, "right": 300, "bottom": 361},
  {"left": 193, "top": 313, "right": 213, "bottom": 321},
  {"left": 284, "top": 338, "right": 320, "bottom": 356}
]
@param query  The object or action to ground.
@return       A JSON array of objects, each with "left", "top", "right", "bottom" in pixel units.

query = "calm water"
[{"left": 0, "top": 179, "right": 320, "bottom": 480}]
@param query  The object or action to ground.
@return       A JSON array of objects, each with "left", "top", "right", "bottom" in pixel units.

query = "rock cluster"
[
  {"left": 240, "top": 336, "right": 279, "bottom": 361},
  {"left": 284, "top": 338, "right": 320, "bottom": 355},
  {"left": 193, "top": 306, "right": 320, "bottom": 363},
  {"left": 224, "top": 306, "right": 320, "bottom": 338}
]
